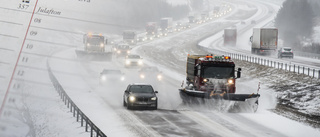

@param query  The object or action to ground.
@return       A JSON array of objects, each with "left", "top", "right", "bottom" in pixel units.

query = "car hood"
[{"left": 130, "top": 93, "right": 156, "bottom": 98}]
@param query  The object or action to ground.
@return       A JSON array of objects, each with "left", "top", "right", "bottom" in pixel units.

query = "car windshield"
[
  {"left": 283, "top": 48, "right": 292, "bottom": 52},
  {"left": 128, "top": 55, "right": 140, "bottom": 59},
  {"left": 130, "top": 85, "right": 154, "bottom": 93},
  {"left": 87, "top": 37, "right": 104, "bottom": 44},
  {"left": 203, "top": 66, "right": 234, "bottom": 78},
  {"left": 118, "top": 45, "right": 129, "bottom": 49}
]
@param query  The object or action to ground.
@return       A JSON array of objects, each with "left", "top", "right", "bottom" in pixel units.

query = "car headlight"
[
  {"left": 101, "top": 75, "right": 107, "bottom": 81},
  {"left": 228, "top": 79, "right": 234, "bottom": 84},
  {"left": 129, "top": 96, "right": 135, "bottom": 102},
  {"left": 157, "top": 75, "right": 162, "bottom": 80},
  {"left": 138, "top": 60, "right": 143, "bottom": 65},
  {"left": 113, "top": 48, "right": 117, "bottom": 51},
  {"left": 100, "top": 43, "right": 104, "bottom": 47},
  {"left": 117, "top": 50, "right": 121, "bottom": 54},
  {"left": 120, "top": 76, "right": 125, "bottom": 81},
  {"left": 203, "top": 78, "right": 208, "bottom": 82},
  {"left": 140, "top": 74, "right": 145, "bottom": 79},
  {"left": 87, "top": 43, "right": 90, "bottom": 46},
  {"left": 151, "top": 97, "right": 157, "bottom": 101},
  {"left": 127, "top": 50, "right": 130, "bottom": 54},
  {"left": 126, "top": 60, "right": 131, "bottom": 65}
]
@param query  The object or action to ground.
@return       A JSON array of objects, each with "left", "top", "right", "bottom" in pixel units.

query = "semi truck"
[
  {"left": 145, "top": 22, "right": 159, "bottom": 40},
  {"left": 123, "top": 30, "right": 137, "bottom": 45},
  {"left": 160, "top": 17, "right": 173, "bottom": 35},
  {"left": 250, "top": 28, "right": 278, "bottom": 55},
  {"left": 179, "top": 55, "right": 260, "bottom": 112},
  {"left": 223, "top": 28, "right": 237, "bottom": 46},
  {"left": 75, "top": 33, "right": 112, "bottom": 61}
]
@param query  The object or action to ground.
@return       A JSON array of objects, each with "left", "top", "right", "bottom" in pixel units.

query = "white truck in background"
[
  {"left": 160, "top": 17, "right": 173, "bottom": 35},
  {"left": 250, "top": 28, "right": 278, "bottom": 55},
  {"left": 123, "top": 30, "right": 137, "bottom": 45}
]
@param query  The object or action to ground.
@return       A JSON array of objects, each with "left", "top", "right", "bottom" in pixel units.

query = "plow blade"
[
  {"left": 179, "top": 89, "right": 260, "bottom": 112},
  {"left": 179, "top": 89, "right": 260, "bottom": 101},
  {"left": 75, "top": 50, "right": 112, "bottom": 61}
]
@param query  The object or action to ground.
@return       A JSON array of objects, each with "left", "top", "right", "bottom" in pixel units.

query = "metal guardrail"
[
  {"left": 46, "top": 61, "right": 107, "bottom": 137},
  {"left": 197, "top": 45, "right": 320, "bottom": 79}
]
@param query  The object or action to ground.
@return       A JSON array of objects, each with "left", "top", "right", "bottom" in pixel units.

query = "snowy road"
[{"left": 1, "top": 0, "right": 320, "bottom": 136}]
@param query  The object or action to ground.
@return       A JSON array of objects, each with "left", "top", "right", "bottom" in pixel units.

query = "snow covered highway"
[{"left": 1, "top": 0, "right": 320, "bottom": 136}]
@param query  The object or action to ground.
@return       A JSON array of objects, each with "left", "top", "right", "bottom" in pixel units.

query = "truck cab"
[
  {"left": 83, "top": 33, "right": 107, "bottom": 52},
  {"left": 123, "top": 30, "right": 137, "bottom": 45},
  {"left": 186, "top": 55, "right": 241, "bottom": 93}
]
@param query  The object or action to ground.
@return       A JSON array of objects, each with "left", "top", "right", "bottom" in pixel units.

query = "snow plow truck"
[
  {"left": 75, "top": 33, "right": 112, "bottom": 61},
  {"left": 179, "top": 55, "right": 260, "bottom": 112}
]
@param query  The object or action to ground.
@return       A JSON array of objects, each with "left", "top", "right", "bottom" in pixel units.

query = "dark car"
[
  {"left": 123, "top": 83, "right": 158, "bottom": 110},
  {"left": 278, "top": 47, "right": 294, "bottom": 58},
  {"left": 138, "top": 66, "right": 163, "bottom": 81}
]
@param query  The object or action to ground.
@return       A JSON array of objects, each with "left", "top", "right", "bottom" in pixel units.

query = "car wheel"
[
  {"left": 123, "top": 99, "right": 127, "bottom": 107},
  {"left": 153, "top": 102, "right": 158, "bottom": 110},
  {"left": 126, "top": 101, "right": 132, "bottom": 110}
]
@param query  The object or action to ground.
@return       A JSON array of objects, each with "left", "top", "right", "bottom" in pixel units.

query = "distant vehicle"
[
  {"left": 125, "top": 54, "right": 143, "bottom": 67},
  {"left": 145, "top": 22, "right": 158, "bottom": 40},
  {"left": 160, "top": 17, "right": 173, "bottom": 34},
  {"left": 182, "top": 23, "right": 191, "bottom": 29},
  {"left": 188, "top": 15, "right": 196, "bottom": 23},
  {"left": 223, "top": 28, "right": 237, "bottom": 46},
  {"left": 123, "top": 30, "right": 137, "bottom": 45},
  {"left": 278, "top": 47, "right": 294, "bottom": 58},
  {"left": 83, "top": 33, "right": 106, "bottom": 52},
  {"left": 137, "top": 36, "right": 146, "bottom": 42},
  {"left": 123, "top": 83, "right": 158, "bottom": 110},
  {"left": 138, "top": 66, "right": 163, "bottom": 81},
  {"left": 113, "top": 44, "right": 131, "bottom": 57},
  {"left": 250, "top": 28, "right": 278, "bottom": 55},
  {"left": 175, "top": 22, "right": 183, "bottom": 31},
  {"left": 100, "top": 69, "right": 125, "bottom": 84},
  {"left": 75, "top": 32, "right": 112, "bottom": 61}
]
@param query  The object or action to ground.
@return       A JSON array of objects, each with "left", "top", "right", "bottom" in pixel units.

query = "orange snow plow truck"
[{"left": 179, "top": 55, "right": 260, "bottom": 110}]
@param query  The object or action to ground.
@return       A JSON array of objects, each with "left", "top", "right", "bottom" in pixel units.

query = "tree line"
[{"left": 275, "top": 0, "right": 320, "bottom": 53}]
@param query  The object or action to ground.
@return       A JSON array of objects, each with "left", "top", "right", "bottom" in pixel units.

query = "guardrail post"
[
  {"left": 313, "top": 69, "right": 315, "bottom": 78},
  {"left": 81, "top": 113, "right": 84, "bottom": 126},
  {"left": 77, "top": 109, "right": 79, "bottom": 122},
  {"left": 298, "top": 66, "right": 300, "bottom": 74},
  {"left": 73, "top": 105, "right": 76, "bottom": 117},
  {"left": 289, "top": 65, "right": 291, "bottom": 72},
  {"left": 318, "top": 70, "right": 320, "bottom": 79},
  {"left": 274, "top": 62, "right": 276, "bottom": 68},
  {"left": 90, "top": 123, "right": 93, "bottom": 137},
  {"left": 294, "top": 65, "right": 295, "bottom": 72},
  {"left": 85, "top": 120, "right": 88, "bottom": 132},
  {"left": 285, "top": 64, "right": 287, "bottom": 71},
  {"left": 308, "top": 68, "right": 310, "bottom": 76},
  {"left": 303, "top": 67, "right": 305, "bottom": 74}
]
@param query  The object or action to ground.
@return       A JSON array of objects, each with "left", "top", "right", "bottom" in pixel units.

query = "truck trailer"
[
  {"left": 160, "top": 17, "right": 173, "bottom": 35},
  {"left": 224, "top": 28, "right": 237, "bottom": 46},
  {"left": 250, "top": 28, "right": 278, "bottom": 55}
]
